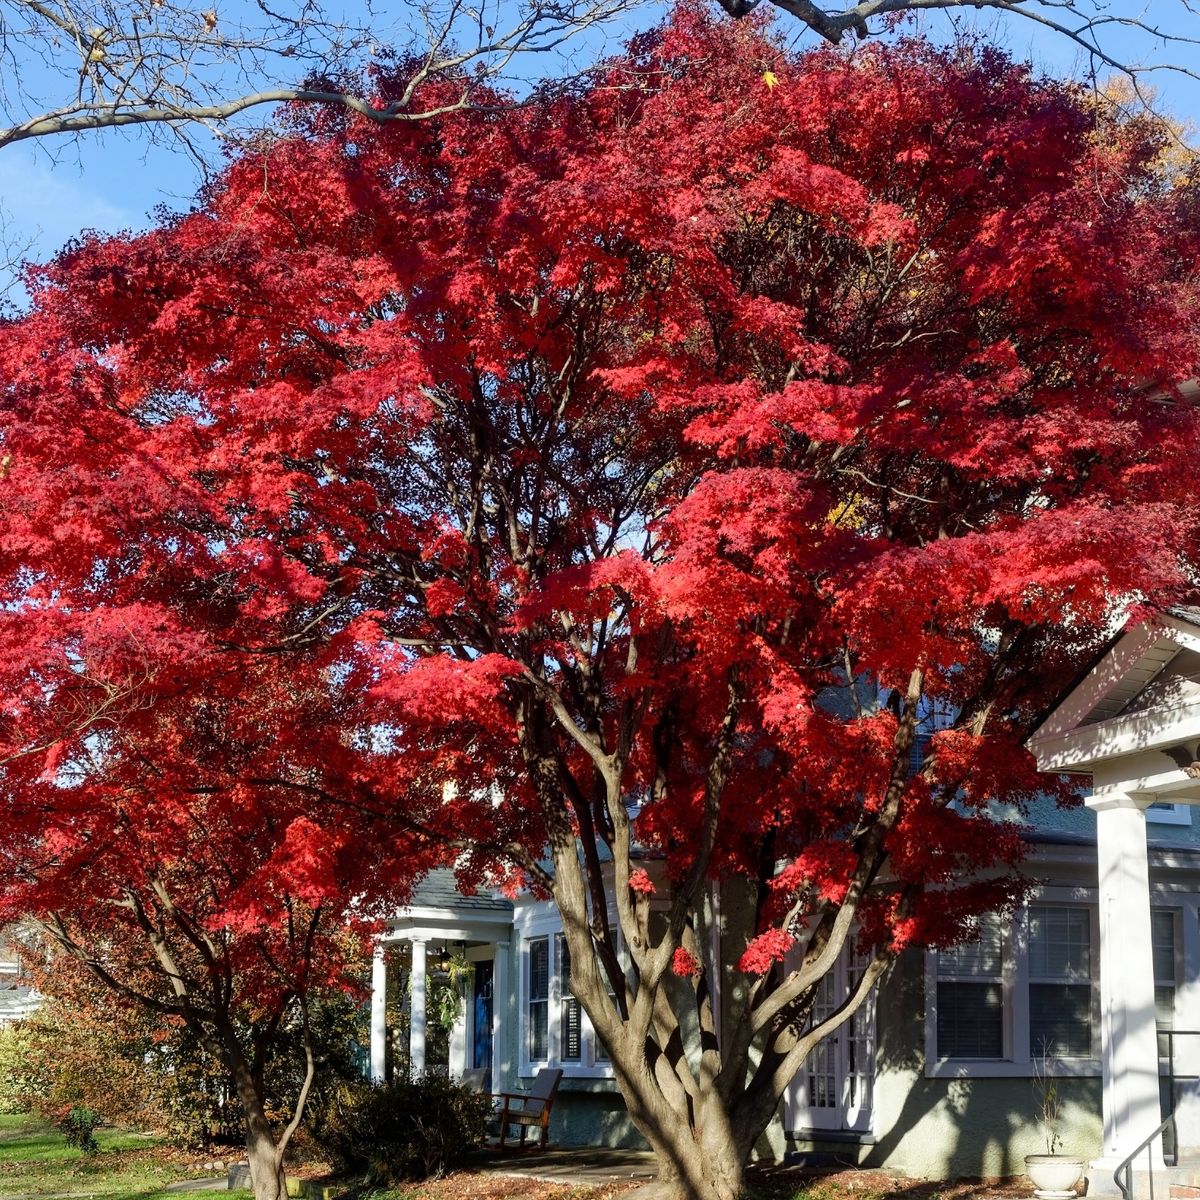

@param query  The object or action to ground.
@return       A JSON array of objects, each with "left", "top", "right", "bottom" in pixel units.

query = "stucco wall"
[{"left": 779, "top": 949, "right": 1104, "bottom": 1179}]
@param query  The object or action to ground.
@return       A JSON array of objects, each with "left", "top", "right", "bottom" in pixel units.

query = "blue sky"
[{"left": 3, "top": 0, "right": 1199, "bottom": 299}]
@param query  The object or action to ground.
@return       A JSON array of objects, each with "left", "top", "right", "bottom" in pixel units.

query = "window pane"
[
  {"left": 529, "top": 1001, "right": 548, "bottom": 1060},
  {"left": 1157, "top": 985, "right": 1176, "bottom": 1031},
  {"left": 557, "top": 934, "right": 581, "bottom": 1061},
  {"left": 1029, "top": 983, "right": 1092, "bottom": 1057},
  {"left": 528, "top": 937, "right": 550, "bottom": 1061},
  {"left": 562, "top": 997, "right": 582, "bottom": 1061},
  {"left": 1153, "top": 911, "right": 1177, "bottom": 984},
  {"left": 1029, "top": 906, "right": 1090, "bottom": 980},
  {"left": 938, "top": 915, "right": 1004, "bottom": 978},
  {"left": 937, "top": 982, "right": 1003, "bottom": 1058},
  {"left": 557, "top": 933, "right": 572, "bottom": 989},
  {"left": 529, "top": 938, "right": 549, "bottom": 1001}
]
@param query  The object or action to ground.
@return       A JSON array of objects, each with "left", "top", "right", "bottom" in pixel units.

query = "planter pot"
[{"left": 1025, "top": 1153, "right": 1086, "bottom": 1198}]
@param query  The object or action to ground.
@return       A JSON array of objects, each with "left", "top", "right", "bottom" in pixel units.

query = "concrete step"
[{"left": 1093, "top": 1164, "right": 1200, "bottom": 1198}]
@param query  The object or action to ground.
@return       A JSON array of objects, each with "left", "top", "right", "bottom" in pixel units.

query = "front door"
[
  {"left": 787, "top": 942, "right": 876, "bottom": 1134},
  {"left": 472, "top": 959, "right": 494, "bottom": 1089}
]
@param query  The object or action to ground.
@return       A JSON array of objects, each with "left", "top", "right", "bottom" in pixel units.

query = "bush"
[
  {"left": 319, "top": 1075, "right": 492, "bottom": 1183},
  {"left": 60, "top": 1105, "right": 101, "bottom": 1154},
  {"left": 0, "top": 1024, "right": 34, "bottom": 1114}
]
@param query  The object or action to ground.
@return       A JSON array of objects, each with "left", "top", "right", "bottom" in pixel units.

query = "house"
[
  {"left": 0, "top": 927, "right": 39, "bottom": 1028},
  {"left": 367, "top": 608, "right": 1200, "bottom": 1186}
]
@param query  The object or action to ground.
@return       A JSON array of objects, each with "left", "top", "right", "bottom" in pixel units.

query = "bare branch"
[{"left": 0, "top": 0, "right": 638, "bottom": 151}]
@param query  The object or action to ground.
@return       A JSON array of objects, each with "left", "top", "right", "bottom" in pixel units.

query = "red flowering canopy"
[{"left": 3, "top": 9, "right": 1200, "bottom": 1197}]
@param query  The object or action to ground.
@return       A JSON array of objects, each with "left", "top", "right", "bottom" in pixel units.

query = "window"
[
  {"left": 936, "top": 913, "right": 1005, "bottom": 1059},
  {"left": 928, "top": 901, "right": 1102, "bottom": 1072},
  {"left": 1153, "top": 908, "right": 1178, "bottom": 1044},
  {"left": 556, "top": 934, "right": 581, "bottom": 1062},
  {"left": 528, "top": 937, "right": 549, "bottom": 1062},
  {"left": 518, "top": 923, "right": 616, "bottom": 1076},
  {"left": 1028, "top": 905, "right": 1093, "bottom": 1058},
  {"left": 1147, "top": 803, "right": 1191, "bottom": 826}
]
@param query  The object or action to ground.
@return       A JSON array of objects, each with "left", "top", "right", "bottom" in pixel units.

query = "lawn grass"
[{"left": 0, "top": 1110, "right": 251, "bottom": 1200}]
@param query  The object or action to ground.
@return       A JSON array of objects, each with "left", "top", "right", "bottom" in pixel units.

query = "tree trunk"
[
  {"left": 245, "top": 1124, "right": 288, "bottom": 1200},
  {"left": 635, "top": 1122, "right": 748, "bottom": 1200},
  {"left": 232, "top": 1065, "right": 288, "bottom": 1200}
]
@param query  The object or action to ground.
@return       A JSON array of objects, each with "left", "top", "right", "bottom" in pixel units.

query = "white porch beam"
[
  {"left": 1090, "top": 794, "right": 1166, "bottom": 1175},
  {"left": 369, "top": 945, "right": 387, "bottom": 1084},
  {"left": 1095, "top": 767, "right": 1200, "bottom": 802},
  {"left": 1030, "top": 703, "right": 1200, "bottom": 773},
  {"left": 410, "top": 937, "right": 428, "bottom": 1077},
  {"left": 1159, "top": 616, "right": 1200, "bottom": 655}
]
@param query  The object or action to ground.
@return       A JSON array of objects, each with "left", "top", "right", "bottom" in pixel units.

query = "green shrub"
[
  {"left": 0, "top": 1024, "right": 34, "bottom": 1114},
  {"left": 60, "top": 1105, "right": 101, "bottom": 1154},
  {"left": 319, "top": 1075, "right": 491, "bottom": 1183}
]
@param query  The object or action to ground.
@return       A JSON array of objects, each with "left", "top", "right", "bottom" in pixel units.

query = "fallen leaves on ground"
[{"left": 374, "top": 1174, "right": 637, "bottom": 1200}]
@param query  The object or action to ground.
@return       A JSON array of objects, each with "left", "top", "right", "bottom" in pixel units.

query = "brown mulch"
[
  {"left": 745, "top": 1166, "right": 1037, "bottom": 1200},
  {"left": 380, "top": 1177, "right": 636, "bottom": 1199},
  {"left": 346, "top": 1164, "right": 1039, "bottom": 1200}
]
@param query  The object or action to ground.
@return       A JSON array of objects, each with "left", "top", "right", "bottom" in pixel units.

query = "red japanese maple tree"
[
  {"left": 4, "top": 10, "right": 1200, "bottom": 1198},
  {"left": 0, "top": 631, "right": 434, "bottom": 1198}
]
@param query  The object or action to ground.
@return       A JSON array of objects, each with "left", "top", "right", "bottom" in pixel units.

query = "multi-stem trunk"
[
  {"left": 232, "top": 1062, "right": 289, "bottom": 1200},
  {"left": 601, "top": 1045, "right": 753, "bottom": 1200}
]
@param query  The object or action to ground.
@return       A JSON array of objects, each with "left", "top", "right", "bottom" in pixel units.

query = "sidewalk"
[{"left": 474, "top": 1146, "right": 658, "bottom": 1186}]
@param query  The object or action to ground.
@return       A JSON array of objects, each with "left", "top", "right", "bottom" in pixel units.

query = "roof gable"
[{"left": 1029, "top": 610, "right": 1200, "bottom": 774}]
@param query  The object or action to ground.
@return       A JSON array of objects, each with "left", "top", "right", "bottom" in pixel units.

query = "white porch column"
[
  {"left": 370, "top": 944, "right": 387, "bottom": 1084},
  {"left": 493, "top": 941, "right": 509, "bottom": 1093},
  {"left": 410, "top": 937, "right": 428, "bottom": 1076},
  {"left": 1093, "top": 795, "right": 1165, "bottom": 1173},
  {"left": 449, "top": 962, "right": 469, "bottom": 1078}
]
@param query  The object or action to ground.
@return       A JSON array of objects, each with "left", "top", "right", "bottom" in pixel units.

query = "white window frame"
[
  {"left": 515, "top": 908, "right": 616, "bottom": 1079},
  {"left": 1146, "top": 803, "right": 1192, "bottom": 826},
  {"left": 925, "top": 889, "right": 1101, "bottom": 1078},
  {"left": 526, "top": 935, "right": 550, "bottom": 1065},
  {"left": 931, "top": 911, "right": 1012, "bottom": 1063},
  {"left": 789, "top": 938, "right": 877, "bottom": 1135},
  {"left": 1152, "top": 905, "right": 1181, "bottom": 1051}
]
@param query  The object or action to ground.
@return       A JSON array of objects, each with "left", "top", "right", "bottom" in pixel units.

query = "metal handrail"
[
  {"left": 1114, "top": 1029, "right": 1200, "bottom": 1200},
  {"left": 1115, "top": 1108, "right": 1176, "bottom": 1200}
]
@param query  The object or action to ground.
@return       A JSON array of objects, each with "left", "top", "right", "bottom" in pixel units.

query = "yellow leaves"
[
  {"left": 828, "top": 493, "right": 867, "bottom": 530},
  {"left": 761, "top": 70, "right": 780, "bottom": 91}
]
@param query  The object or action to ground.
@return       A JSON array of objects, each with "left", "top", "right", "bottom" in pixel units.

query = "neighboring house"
[
  {"left": 0, "top": 926, "right": 40, "bottom": 1027},
  {"left": 368, "top": 608, "right": 1200, "bottom": 1185}
]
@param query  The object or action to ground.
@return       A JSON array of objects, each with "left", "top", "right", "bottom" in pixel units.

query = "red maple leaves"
[{"left": 1, "top": 9, "right": 1199, "bottom": 1176}]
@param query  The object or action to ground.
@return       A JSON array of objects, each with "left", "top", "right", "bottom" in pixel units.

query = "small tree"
[{"left": 0, "top": 647, "right": 436, "bottom": 1200}]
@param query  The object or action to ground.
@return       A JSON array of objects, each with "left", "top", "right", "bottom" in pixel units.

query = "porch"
[
  {"left": 1029, "top": 608, "right": 1200, "bottom": 1191},
  {"left": 368, "top": 870, "right": 513, "bottom": 1085}
]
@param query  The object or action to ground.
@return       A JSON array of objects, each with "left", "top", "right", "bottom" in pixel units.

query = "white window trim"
[
  {"left": 1152, "top": 905, "right": 1182, "bottom": 1049},
  {"left": 1146, "top": 802, "right": 1192, "bottom": 826},
  {"left": 514, "top": 908, "right": 615, "bottom": 1080},
  {"left": 925, "top": 889, "right": 1101, "bottom": 1078}
]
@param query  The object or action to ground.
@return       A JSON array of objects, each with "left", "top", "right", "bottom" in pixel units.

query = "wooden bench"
[{"left": 493, "top": 1067, "right": 562, "bottom": 1150}]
